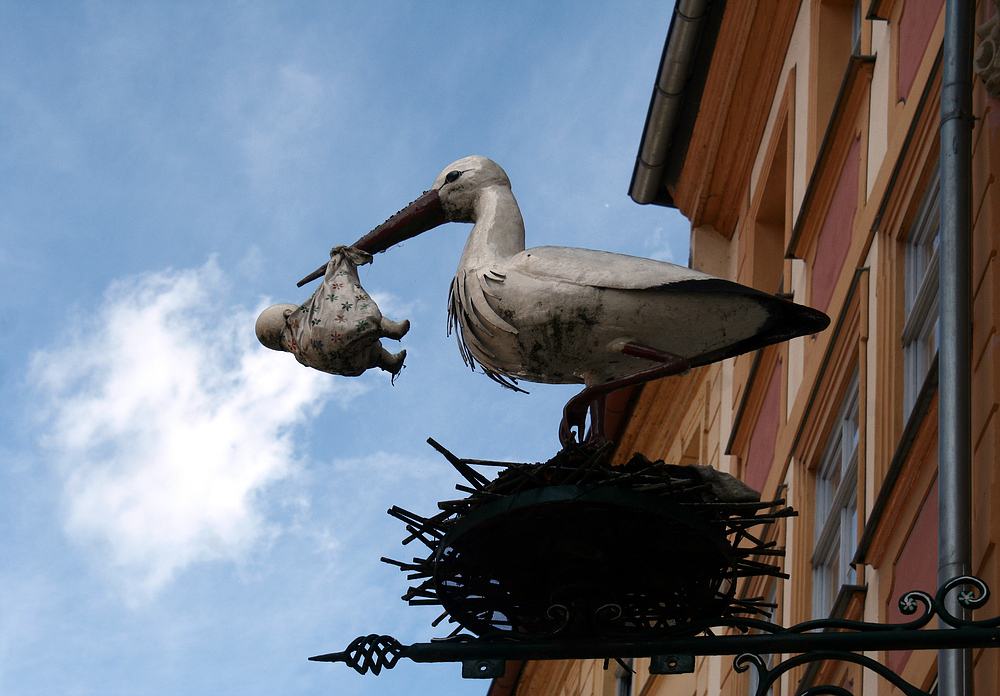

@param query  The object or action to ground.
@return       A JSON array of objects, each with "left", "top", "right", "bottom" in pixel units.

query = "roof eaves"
[{"left": 629, "top": 0, "right": 725, "bottom": 207}]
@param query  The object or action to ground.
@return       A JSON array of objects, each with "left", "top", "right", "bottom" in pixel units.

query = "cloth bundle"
[{"left": 256, "top": 246, "right": 408, "bottom": 377}]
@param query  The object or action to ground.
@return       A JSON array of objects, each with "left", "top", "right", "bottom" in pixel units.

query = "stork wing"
[{"left": 509, "top": 246, "right": 763, "bottom": 294}]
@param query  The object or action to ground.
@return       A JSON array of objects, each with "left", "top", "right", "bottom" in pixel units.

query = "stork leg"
[{"left": 559, "top": 343, "right": 690, "bottom": 445}]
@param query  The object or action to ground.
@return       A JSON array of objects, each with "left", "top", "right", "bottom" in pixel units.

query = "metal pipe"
[{"left": 938, "top": 0, "right": 975, "bottom": 693}]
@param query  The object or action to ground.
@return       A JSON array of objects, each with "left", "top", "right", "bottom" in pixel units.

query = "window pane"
[
  {"left": 813, "top": 372, "right": 859, "bottom": 618},
  {"left": 903, "top": 164, "right": 940, "bottom": 413}
]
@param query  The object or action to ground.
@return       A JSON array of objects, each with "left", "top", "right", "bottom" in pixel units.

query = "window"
[
  {"left": 748, "top": 582, "right": 779, "bottom": 696},
  {"left": 902, "top": 164, "right": 940, "bottom": 414},
  {"left": 812, "top": 372, "right": 860, "bottom": 618},
  {"left": 751, "top": 116, "right": 788, "bottom": 295},
  {"left": 615, "top": 658, "right": 633, "bottom": 696},
  {"left": 851, "top": 0, "right": 863, "bottom": 53},
  {"left": 814, "top": 0, "right": 857, "bottom": 144},
  {"left": 748, "top": 650, "right": 776, "bottom": 696}
]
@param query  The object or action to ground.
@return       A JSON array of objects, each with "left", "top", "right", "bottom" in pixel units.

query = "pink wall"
[
  {"left": 898, "top": 0, "right": 945, "bottom": 102},
  {"left": 745, "top": 362, "right": 782, "bottom": 493},
  {"left": 811, "top": 138, "right": 861, "bottom": 313},
  {"left": 886, "top": 480, "right": 939, "bottom": 675}
]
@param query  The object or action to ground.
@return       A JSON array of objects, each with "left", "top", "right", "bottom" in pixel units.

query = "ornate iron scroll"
[
  {"left": 309, "top": 635, "right": 404, "bottom": 676},
  {"left": 735, "top": 652, "right": 928, "bottom": 696},
  {"left": 734, "top": 575, "right": 998, "bottom": 696}
]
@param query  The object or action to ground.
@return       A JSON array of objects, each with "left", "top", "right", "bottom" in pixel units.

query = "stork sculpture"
[{"left": 299, "top": 156, "right": 829, "bottom": 443}]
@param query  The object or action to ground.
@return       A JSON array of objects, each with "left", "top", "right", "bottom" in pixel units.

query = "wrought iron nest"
[{"left": 382, "top": 440, "right": 796, "bottom": 640}]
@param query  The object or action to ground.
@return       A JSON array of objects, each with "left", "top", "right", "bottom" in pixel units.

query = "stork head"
[
  {"left": 430, "top": 155, "right": 511, "bottom": 223},
  {"left": 351, "top": 156, "right": 508, "bottom": 254}
]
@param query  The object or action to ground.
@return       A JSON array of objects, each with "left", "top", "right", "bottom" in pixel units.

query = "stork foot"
[
  {"left": 561, "top": 392, "right": 608, "bottom": 448},
  {"left": 559, "top": 343, "right": 690, "bottom": 445}
]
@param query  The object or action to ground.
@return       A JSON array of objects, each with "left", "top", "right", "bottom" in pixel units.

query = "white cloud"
[
  {"left": 367, "top": 289, "right": 422, "bottom": 324},
  {"left": 642, "top": 225, "right": 682, "bottom": 264},
  {"left": 30, "top": 259, "right": 339, "bottom": 601}
]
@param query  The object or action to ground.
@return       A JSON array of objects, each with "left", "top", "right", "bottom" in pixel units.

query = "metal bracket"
[
  {"left": 650, "top": 654, "right": 695, "bottom": 674},
  {"left": 310, "top": 575, "right": 1000, "bottom": 694},
  {"left": 462, "top": 659, "right": 507, "bottom": 679}
]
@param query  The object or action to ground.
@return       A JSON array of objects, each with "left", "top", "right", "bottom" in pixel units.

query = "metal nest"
[{"left": 383, "top": 440, "right": 796, "bottom": 640}]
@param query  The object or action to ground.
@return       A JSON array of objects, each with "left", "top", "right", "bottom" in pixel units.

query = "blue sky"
[{"left": 1, "top": 2, "right": 689, "bottom": 694}]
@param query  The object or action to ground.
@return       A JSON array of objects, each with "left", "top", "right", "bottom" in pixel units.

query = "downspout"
[{"left": 937, "top": 0, "right": 975, "bottom": 694}]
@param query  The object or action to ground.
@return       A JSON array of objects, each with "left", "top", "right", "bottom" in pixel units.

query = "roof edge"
[{"left": 629, "top": 0, "right": 724, "bottom": 207}]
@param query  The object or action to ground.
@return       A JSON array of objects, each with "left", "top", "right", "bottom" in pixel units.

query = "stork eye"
[{"left": 445, "top": 170, "right": 462, "bottom": 184}]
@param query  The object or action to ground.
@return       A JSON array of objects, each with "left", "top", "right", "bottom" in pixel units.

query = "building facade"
[{"left": 494, "top": 0, "right": 1000, "bottom": 694}]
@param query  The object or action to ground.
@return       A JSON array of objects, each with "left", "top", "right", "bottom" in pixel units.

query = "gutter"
[{"left": 629, "top": 0, "right": 714, "bottom": 206}]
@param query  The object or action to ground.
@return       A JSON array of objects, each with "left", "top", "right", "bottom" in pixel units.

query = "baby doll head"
[{"left": 255, "top": 303, "right": 298, "bottom": 351}]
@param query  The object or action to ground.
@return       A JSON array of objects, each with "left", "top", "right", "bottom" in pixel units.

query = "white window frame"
[
  {"left": 812, "top": 371, "right": 860, "bottom": 619},
  {"left": 748, "top": 581, "right": 779, "bottom": 696},
  {"left": 902, "top": 164, "right": 940, "bottom": 414},
  {"left": 615, "top": 658, "right": 633, "bottom": 696}
]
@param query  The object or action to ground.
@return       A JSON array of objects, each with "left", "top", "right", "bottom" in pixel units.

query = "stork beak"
[
  {"left": 297, "top": 188, "right": 448, "bottom": 287},
  {"left": 353, "top": 188, "right": 447, "bottom": 254}
]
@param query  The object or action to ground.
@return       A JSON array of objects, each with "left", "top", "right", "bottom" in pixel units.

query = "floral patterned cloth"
[{"left": 281, "top": 246, "right": 396, "bottom": 376}]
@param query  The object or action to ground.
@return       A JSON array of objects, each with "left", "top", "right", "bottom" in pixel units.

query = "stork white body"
[
  {"left": 342, "top": 156, "right": 828, "bottom": 390},
  {"left": 450, "top": 241, "right": 786, "bottom": 388}
]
